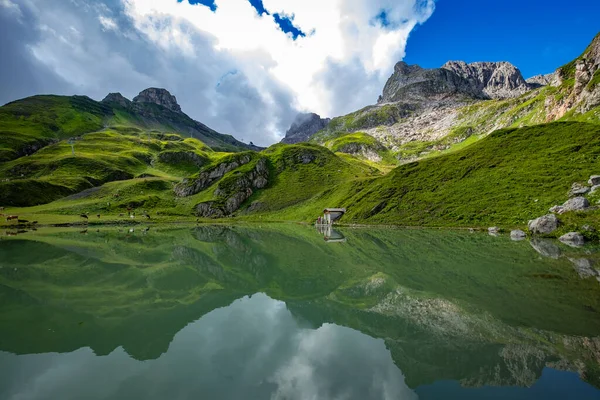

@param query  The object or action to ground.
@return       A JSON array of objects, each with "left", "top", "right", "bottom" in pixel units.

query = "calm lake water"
[{"left": 0, "top": 224, "right": 599, "bottom": 399}]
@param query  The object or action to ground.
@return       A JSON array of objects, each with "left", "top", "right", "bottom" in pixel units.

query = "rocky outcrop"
[
  {"left": 528, "top": 214, "right": 559, "bottom": 234},
  {"left": 442, "top": 61, "right": 533, "bottom": 99},
  {"left": 174, "top": 153, "right": 254, "bottom": 197},
  {"left": 526, "top": 73, "right": 557, "bottom": 88},
  {"left": 281, "top": 113, "right": 331, "bottom": 144},
  {"left": 378, "top": 61, "right": 486, "bottom": 104},
  {"left": 132, "top": 88, "right": 182, "bottom": 113},
  {"left": 194, "top": 158, "right": 269, "bottom": 218},
  {"left": 157, "top": 151, "right": 209, "bottom": 168}
]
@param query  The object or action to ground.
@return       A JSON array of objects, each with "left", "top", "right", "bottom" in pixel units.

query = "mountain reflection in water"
[{"left": 0, "top": 225, "right": 599, "bottom": 399}]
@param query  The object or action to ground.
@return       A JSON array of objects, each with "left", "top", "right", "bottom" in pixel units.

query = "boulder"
[
  {"left": 568, "top": 182, "right": 590, "bottom": 197},
  {"left": 528, "top": 214, "right": 559, "bottom": 234},
  {"left": 561, "top": 196, "right": 590, "bottom": 212},
  {"left": 530, "top": 238, "right": 561, "bottom": 259},
  {"left": 588, "top": 175, "right": 600, "bottom": 186},
  {"left": 510, "top": 229, "right": 526, "bottom": 240},
  {"left": 488, "top": 226, "right": 500, "bottom": 235},
  {"left": 559, "top": 232, "right": 585, "bottom": 247}
]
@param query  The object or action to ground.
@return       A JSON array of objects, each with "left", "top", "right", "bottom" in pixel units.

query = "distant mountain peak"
[
  {"left": 133, "top": 88, "right": 182, "bottom": 113},
  {"left": 102, "top": 92, "right": 131, "bottom": 107},
  {"left": 281, "top": 112, "right": 331, "bottom": 144},
  {"left": 441, "top": 60, "right": 531, "bottom": 99}
]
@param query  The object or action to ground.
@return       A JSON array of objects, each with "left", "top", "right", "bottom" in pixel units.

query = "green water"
[{"left": 0, "top": 224, "right": 599, "bottom": 399}]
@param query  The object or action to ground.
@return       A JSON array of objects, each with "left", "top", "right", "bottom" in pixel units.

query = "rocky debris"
[
  {"left": 174, "top": 153, "right": 254, "bottom": 197},
  {"left": 559, "top": 232, "right": 585, "bottom": 247},
  {"left": 488, "top": 227, "right": 500, "bottom": 235},
  {"left": 378, "top": 61, "right": 486, "bottom": 104},
  {"left": 101, "top": 92, "right": 132, "bottom": 108},
  {"left": 246, "top": 201, "right": 266, "bottom": 213},
  {"left": 158, "top": 151, "right": 208, "bottom": 168},
  {"left": 528, "top": 214, "right": 560, "bottom": 234},
  {"left": 530, "top": 238, "right": 562, "bottom": 259},
  {"left": 590, "top": 185, "right": 600, "bottom": 193},
  {"left": 510, "top": 229, "right": 526, "bottom": 240},
  {"left": 133, "top": 88, "right": 182, "bottom": 113},
  {"left": 526, "top": 72, "right": 557, "bottom": 88},
  {"left": 442, "top": 61, "right": 533, "bottom": 99},
  {"left": 568, "top": 182, "right": 590, "bottom": 197},
  {"left": 588, "top": 175, "right": 600, "bottom": 186},
  {"left": 281, "top": 113, "right": 331, "bottom": 144},
  {"left": 582, "top": 224, "right": 595, "bottom": 232},
  {"left": 194, "top": 158, "right": 269, "bottom": 218}
]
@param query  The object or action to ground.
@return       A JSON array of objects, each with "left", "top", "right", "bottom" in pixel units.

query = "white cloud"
[
  {"left": 1, "top": 0, "right": 435, "bottom": 145},
  {"left": 98, "top": 15, "right": 118, "bottom": 31},
  {"left": 0, "top": 0, "right": 22, "bottom": 18},
  {"left": 122, "top": 0, "right": 435, "bottom": 127}
]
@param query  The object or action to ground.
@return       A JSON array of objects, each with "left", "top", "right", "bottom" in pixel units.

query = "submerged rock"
[
  {"left": 530, "top": 238, "right": 562, "bottom": 259},
  {"left": 559, "top": 232, "right": 585, "bottom": 247},
  {"left": 528, "top": 214, "right": 559, "bottom": 234},
  {"left": 510, "top": 230, "right": 526, "bottom": 240},
  {"left": 568, "top": 258, "right": 599, "bottom": 278}
]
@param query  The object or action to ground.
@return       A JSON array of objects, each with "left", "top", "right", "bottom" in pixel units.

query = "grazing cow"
[
  {"left": 144, "top": 214, "right": 151, "bottom": 220},
  {"left": 18, "top": 219, "right": 29, "bottom": 224},
  {"left": 119, "top": 213, "right": 124, "bottom": 217},
  {"left": 0, "top": 207, "right": 4, "bottom": 211},
  {"left": 80, "top": 229, "right": 88, "bottom": 234},
  {"left": 6, "top": 215, "right": 18, "bottom": 222},
  {"left": 80, "top": 214, "right": 88, "bottom": 219},
  {"left": 97, "top": 214, "right": 101, "bottom": 218}
]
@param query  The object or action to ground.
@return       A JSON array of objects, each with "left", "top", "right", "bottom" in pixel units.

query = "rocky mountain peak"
[
  {"left": 281, "top": 112, "right": 331, "bottom": 144},
  {"left": 441, "top": 61, "right": 531, "bottom": 99},
  {"left": 133, "top": 88, "right": 182, "bottom": 113},
  {"left": 378, "top": 61, "right": 486, "bottom": 104},
  {"left": 101, "top": 92, "right": 132, "bottom": 108}
]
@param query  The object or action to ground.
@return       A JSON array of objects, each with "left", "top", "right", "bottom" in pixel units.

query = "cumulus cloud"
[{"left": 0, "top": 0, "right": 435, "bottom": 145}]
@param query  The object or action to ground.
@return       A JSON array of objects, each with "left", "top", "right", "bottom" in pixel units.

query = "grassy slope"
[{"left": 337, "top": 121, "right": 600, "bottom": 230}]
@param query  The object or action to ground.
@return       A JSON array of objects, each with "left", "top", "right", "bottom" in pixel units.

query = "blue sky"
[{"left": 403, "top": 0, "right": 600, "bottom": 78}]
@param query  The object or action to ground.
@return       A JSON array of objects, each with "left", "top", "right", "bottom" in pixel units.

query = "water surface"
[{"left": 0, "top": 225, "right": 599, "bottom": 399}]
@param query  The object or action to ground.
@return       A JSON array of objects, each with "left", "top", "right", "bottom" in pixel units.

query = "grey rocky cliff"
[
  {"left": 281, "top": 113, "right": 331, "bottom": 144},
  {"left": 378, "top": 61, "right": 486, "bottom": 104},
  {"left": 441, "top": 61, "right": 532, "bottom": 99},
  {"left": 132, "top": 88, "right": 182, "bottom": 113},
  {"left": 174, "top": 153, "right": 254, "bottom": 197},
  {"left": 194, "top": 157, "right": 270, "bottom": 218}
]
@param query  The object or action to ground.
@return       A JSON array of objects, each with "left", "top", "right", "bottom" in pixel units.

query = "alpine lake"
[{"left": 1, "top": 224, "right": 600, "bottom": 400}]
